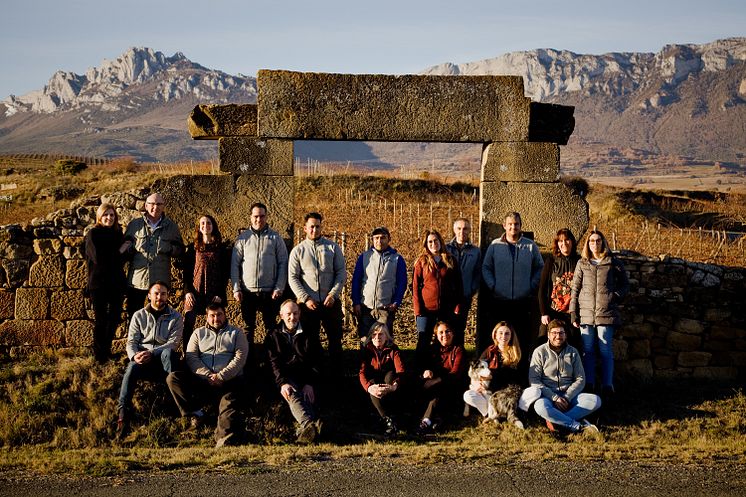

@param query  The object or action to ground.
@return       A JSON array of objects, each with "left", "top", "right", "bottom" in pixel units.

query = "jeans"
[
  {"left": 117, "top": 349, "right": 178, "bottom": 413},
  {"left": 533, "top": 393, "right": 602, "bottom": 431},
  {"left": 580, "top": 325, "right": 615, "bottom": 388}
]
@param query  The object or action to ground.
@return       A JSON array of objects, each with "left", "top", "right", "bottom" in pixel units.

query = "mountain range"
[{"left": 1, "top": 40, "right": 745, "bottom": 172}]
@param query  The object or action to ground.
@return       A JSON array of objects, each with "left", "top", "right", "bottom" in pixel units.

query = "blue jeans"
[
  {"left": 117, "top": 349, "right": 177, "bottom": 413},
  {"left": 580, "top": 324, "right": 615, "bottom": 388},
  {"left": 533, "top": 393, "right": 601, "bottom": 431}
]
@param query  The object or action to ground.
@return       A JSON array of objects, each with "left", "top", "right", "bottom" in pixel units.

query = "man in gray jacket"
[
  {"left": 446, "top": 218, "right": 481, "bottom": 346},
  {"left": 167, "top": 302, "right": 249, "bottom": 447},
  {"left": 231, "top": 202, "right": 288, "bottom": 347},
  {"left": 117, "top": 281, "right": 183, "bottom": 438},
  {"left": 288, "top": 212, "right": 346, "bottom": 371},
  {"left": 123, "top": 192, "right": 184, "bottom": 314},
  {"left": 481, "top": 212, "right": 544, "bottom": 360},
  {"left": 521, "top": 319, "right": 600, "bottom": 434}
]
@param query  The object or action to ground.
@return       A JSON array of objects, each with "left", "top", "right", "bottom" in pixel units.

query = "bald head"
[{"left": 145, "top": 193, "right": 165, "bottom": 222}]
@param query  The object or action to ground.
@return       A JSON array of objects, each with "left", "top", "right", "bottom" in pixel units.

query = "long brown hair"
[
  {"left": 193, "top": 214, "right": 223, "bottom": 251},
  {"left": 95, "top": 203, "right": 121, "bottom": 230},
  {"left": 416, "top": 229, "right": 454, "bottom": 272},
  {"left": 491, "top": 321, "right": 521, "bottom": 368},
  {"left": 581, "top": 229, "right": 609, "bottom": 260},
  {"left": 551, "top": 228, "right": 578, "bottom": 258}
]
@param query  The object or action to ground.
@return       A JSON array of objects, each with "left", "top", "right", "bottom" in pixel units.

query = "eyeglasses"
[
  {"left": 146, "top": 202, "right": 164, "bottom": 206},
  {"left": 588, "top": 239, "right": 603, "bottom": 244},
  {"left": 548, "top": 330, "right": 566, "bottom": 336}
]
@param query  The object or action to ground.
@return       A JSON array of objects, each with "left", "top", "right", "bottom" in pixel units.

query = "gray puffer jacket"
[{"left": 569, "top": 256, "right": 629, "bottom": 326}]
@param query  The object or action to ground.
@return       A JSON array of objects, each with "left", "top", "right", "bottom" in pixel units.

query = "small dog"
[{"left": 465, "top": 359, "right": 523, "bottom": 428}]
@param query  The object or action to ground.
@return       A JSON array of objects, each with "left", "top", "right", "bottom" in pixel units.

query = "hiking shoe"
[
  {"left": 313, "top": 419, "right": 324, "bottom": 440},
  {"left": 512, "top": 419, "right": 525, "bottom": 430},
  {"left": 215, "top": 433, "right": 235, "bottom": 448},
  {"left": 383, "top": 416, "right": 398, "bottom": 437},
  {"left": 296, "top": 422, "right": 318, "bottom": 444},
  {"left": 581, "top": 419, "right": 599, "bottom": 434},
  {"left": 115, "top": 409, "right": 129, "bottom": 440},
  {"left": 189, "top": 414, "right": 205, "bottom": 430},
  {"left": 545, "top": 419, "right": 557, "bottom": 432}
]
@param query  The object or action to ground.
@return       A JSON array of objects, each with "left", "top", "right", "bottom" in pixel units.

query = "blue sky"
[{"left": 1, "top": 0, "right": 744, "bottom": 98}]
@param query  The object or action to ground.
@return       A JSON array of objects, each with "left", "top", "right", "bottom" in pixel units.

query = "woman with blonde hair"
[
  {"left": 463, "top": 321, "right": 524, "bottom": 427},
  {"left": 570, "top": 229, "right": 629, "bottom": 397},
  {"left": 84, "top": 203, "right": 128, "bottom": 363},
  {"left": 412, "top": 229, "right": 463, "bottom": 367},
  {"left": 359, "top": 322, "right": 406, "bottom": 436}
]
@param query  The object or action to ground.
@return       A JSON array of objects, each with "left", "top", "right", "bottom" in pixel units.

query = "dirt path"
[{"left": 1, "top": 459, "right": 745, "bottom": 497}]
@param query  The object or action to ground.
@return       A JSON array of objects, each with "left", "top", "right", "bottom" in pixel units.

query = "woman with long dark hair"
[
  {"left": 182, "top": 214, "right": 231, "bottom": 347},
  {"left": 412, "top": 229, "right": 463, "bottom": 367},
  {"left": 537, "top": 228, "right": 581, "bottom": 347},
  {"left": 570, "top": 229, "right": 629, "bottom": 397},
  {"left": 85, "top": 203, "right": 127, "bottom": 363}
]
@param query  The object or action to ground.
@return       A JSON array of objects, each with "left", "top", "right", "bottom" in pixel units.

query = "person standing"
[
  {"left": 412, "top": 229, "right": 463, "bottom": 369},
  {"left": 288, "top": 212, "right": 346, "bottom": 371},
  {"left": 85, "top": 203, "right": 128, "bottom": 363},
  {"left": 481, "top": 212, "right": 543, "bottom": 364},
  {"left": 351, "top": 226, "right": 407, "bottom": 342},
  {"left": 570, "top": 229, "right": 629, "bottom": 397},
  {"left": 123, "top": 192, "right": 183, "bottom": 314},
  {"left": 231, "top": 202, "right": 288, "bottom": 347},
  {"left": 446, "top": 218, "right": 481, "bottom": 346},
  {"left": 183, "top": 214, "right": 231, "bottom": 348}
]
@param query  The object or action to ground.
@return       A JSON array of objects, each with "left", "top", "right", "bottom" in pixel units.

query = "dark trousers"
[
  {"left": 450, "top": 296, "right": 472, "bottom": 347},
  {"left": 480, "top": 297, "right": 533, "bottom": 376},
  {"left": 300, "top": 299, "right": 344, "bottom": 368},
  {"left": 167, "top": 372, "right": 248, "bottom": 443},
  {"left": 90, "top": 289, "right": 124, "bottom": 362},
  {"left": 420, "top": 376, "right": 463, "bottom": 422},
  {"left": 368, "top": 370, "right": 401, "bottom": 418},
  {"left": 239, "top": 290, "right": 281, "bottom": 346},
  {"left": 357, "top": 305, "right": 396, "bottom": 340}
]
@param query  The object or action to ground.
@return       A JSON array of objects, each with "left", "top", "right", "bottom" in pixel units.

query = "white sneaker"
[
  {"left": 512, "top": 419, "right": 525, "bottom": 430},
  {"left": 581, "top": 419, "right": 599, "bottom": 433}
]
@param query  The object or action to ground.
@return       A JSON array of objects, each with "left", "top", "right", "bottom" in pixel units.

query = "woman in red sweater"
[{"left": 412, "top": 229, "right": 463, "bottom": 368}]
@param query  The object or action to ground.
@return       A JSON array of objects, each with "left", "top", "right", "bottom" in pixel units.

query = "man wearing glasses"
[
  {"left": 123, "top": 192, "right": 184, "bottom": 314},
  {"left": 522, "top": 319, "right": 601, "bottom": 434}
]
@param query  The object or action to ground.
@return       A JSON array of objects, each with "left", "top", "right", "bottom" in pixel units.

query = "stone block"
[
  {"left": 1, "top": 242, "right": 33, "bottom": 259},
  {"left": 219, "top": 137, "right": 293, "bottom": 175},
  {"left": 654, "top": 369, "right": 690, "bottom": 380},
  {"left": 63, "top": 246, "right": 85, "bottom": 259},
  {"left": 101, "top": 192, "right": 139, "bottom": 210},
  {"left": 480, "top": 142, "right": 559, "bottom": 182},
  {"left": 703, "top": 340, "right": 733, "bottom": 352},
  {"left": 153, "top": 174, "right": 294, "bottom": 245},
  {"left": 0, "top": 319, "right": 64, "bottom": 345},
  {"left": 628, "top": 339, "right": 651, "bottom": 359},
  {"left": 666, "top": 331, "right": 701, "bottom": 351},
  {"left": 653, "top": 355, "right": 676, "bottom": 369},
  {"left": 674, "top": 318, "right": 705, "bottom": 335},
  {"left": 33, "top": 238, "right": 62, "bottom": 255},
  {"left": 528, "top": 102, "right": 575, "bottom": 145},
  {"left": 15, "top": 287, "right": 49, "bottom": 319},
  {"left": 0, "top": 290, "right": 14, "bottom": 319},
  {"left": 616, "top": 359, "right": 653, "bottom": 380},
  {"left": 66, "top": 259, "right": 88, "bottom": 289},
  {"left": 28, "top": 255, "right": 64, "bottom": 287},
  {"left": 618, "top": 322, "right": 654, "bottom": 339},
  {"left": 62, "top": 236, "right": 85, "bottom": 247},
  {"left": 677, "top": 351, "right": 712, "bottom": 367},
  {"left": 692, "top": 367, "right": 738, "bottom": 381},
  {"left": 613, "top": 338, "right": 628, "bottom": 361},
  {"left": 646, "top": 314, "right": 673, "bottom": 328},
  {"left": 703, "top": 308, "right": 731, "bottom": 322},
  {"left": 257, "top": 70, "right": 531, "bottom": 142},
  {"left": 65, "top": 320, "right": 94, "bottom": 346},
  {"left": 51, "top": 290, "right": 86, "bottom": 320},
  {"left": 479, "top": 181, "right": 588, "bottom": 249},
  {"left": 710, "top": 325, "right": 746, "bottom": 340},
  {"left": 2, "top": 259, "right": 30, "bottom": 288},
  {"left": 188, "top": 104, "right": 258, "bottom": 139}
]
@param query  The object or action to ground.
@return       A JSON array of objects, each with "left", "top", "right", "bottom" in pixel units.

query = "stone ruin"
[{"left": 0, "top": 70, "right": 743, "bottom": 380}]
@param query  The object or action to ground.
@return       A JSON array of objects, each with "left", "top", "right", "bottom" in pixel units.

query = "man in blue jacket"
[
  {"left": 446, "top": 218, "right": 481, "bottom": 346},
  {"left": 351, "top": 226, "right": 407, "bottom": 342}
]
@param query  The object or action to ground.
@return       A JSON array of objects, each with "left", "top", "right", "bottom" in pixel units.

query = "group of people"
[{"left": 84, "top": 193, "right": 629, "bottom": 445}]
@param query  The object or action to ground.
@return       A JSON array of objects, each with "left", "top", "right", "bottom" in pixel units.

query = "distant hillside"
[{"left": 1, "top": 40, "right": 745, "bottom": 174}]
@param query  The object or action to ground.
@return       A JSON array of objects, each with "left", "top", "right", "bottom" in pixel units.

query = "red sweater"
[
  {"left": 412, "top": 256, "right": 462, "bottom": 316},
  {"left": 359, "top": 343, "right": 405, "bottom": 391}
]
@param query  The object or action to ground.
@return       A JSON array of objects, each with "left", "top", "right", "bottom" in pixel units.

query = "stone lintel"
[
  {"left": 257, "top": 70, "right": 530, "bottom": 142},
  {"left": 188, "top": 104, "right": 257, "bottom": 139},
  {"left": 481, "top": 142, "right": 559, "bottom": 182},
  {"left": 528, "top": 102, "right": 575, "bottom": 145},
  {"left": 154, "top": 174, "right": 294, "bottom": 245},
  {"left": 219, "top": 137, "right": 294, "bottom": 175},
  {"left": 479, "top": 181, "right": 589, "bottom": 250}
]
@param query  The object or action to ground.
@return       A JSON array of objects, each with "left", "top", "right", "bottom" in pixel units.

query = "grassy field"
[{"left": 0, "top": 350, "right": 743, "bottom": 476}]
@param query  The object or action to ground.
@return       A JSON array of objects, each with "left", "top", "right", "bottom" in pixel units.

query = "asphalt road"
[{"left": 1, "top": 459, "right": 745, "bottom": 496}]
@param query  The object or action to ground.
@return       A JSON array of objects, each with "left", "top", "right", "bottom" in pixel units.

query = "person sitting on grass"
[
  {"left": 116, "top": 281, "right": 182, "bottom": 439},
  {"left": 359, "top": 322, "right": 405, "bottom": 437},
  {"left": 264, "top": 300, "right": 324, "bottom": 444},
  {"left": 166, "top": 302, "right": 249, "bottom": 448},
  {"left": 521, "top": 319, "right": 601, "bottom": 434}
]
